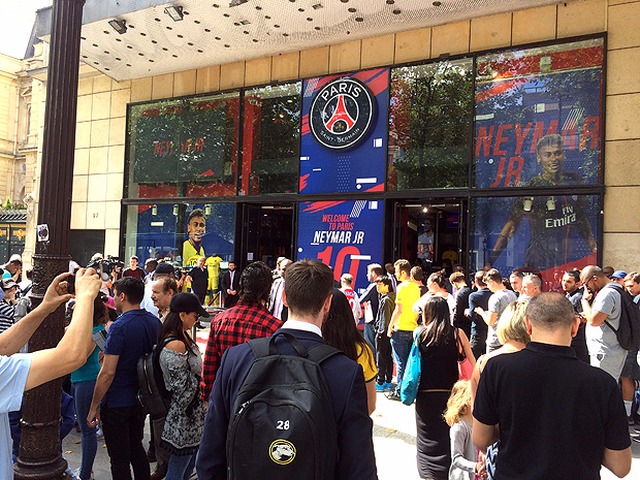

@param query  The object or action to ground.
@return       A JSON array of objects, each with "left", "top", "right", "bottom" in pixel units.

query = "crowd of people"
[{"left": 0, "top": 251, "right": 638, "bottom": 479}]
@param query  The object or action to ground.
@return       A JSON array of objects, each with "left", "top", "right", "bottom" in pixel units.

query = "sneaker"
[
  {"left": 383, "top": 382, "right": 394, "bottom": 391},
  {"left": 385, "top": 390, "right": 401, "bottom": 401},
  {"left": 73, "top": 468, "right": 94, "bottom": 480},
  {"left": 375, "top": 383, "right": 386, "bottom": 392}
]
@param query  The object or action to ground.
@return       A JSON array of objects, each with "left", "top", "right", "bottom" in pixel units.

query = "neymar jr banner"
[
  {"left": 299, "top": 68, "right": 389, "bottom": 194},
  {"left": 472, "top": 38, "right": 603, "bottom": 285},
  {"left": 296, "top": 200, "right": 384, "bottom": 293}
]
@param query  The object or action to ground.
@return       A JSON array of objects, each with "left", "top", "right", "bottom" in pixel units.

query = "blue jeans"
[
  {"left": 363, "top": 322, "right": 376, "bottom": 352},
  {"left": 72, "top": 381, "right": 97, "bottom": 480},
  {"left": 390, "top": 330, "right": 413, "bottom": 392},
  {"left": 166, "top": 452, "right": 196, "bottom": 480}
]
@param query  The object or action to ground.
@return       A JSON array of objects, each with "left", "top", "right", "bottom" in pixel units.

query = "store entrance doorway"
[
  {"left": 392, "top": 201, "right": 465, "bottom": 275},
  {"left": 240, "top": 204, "right": 294, "bottom": 270}
]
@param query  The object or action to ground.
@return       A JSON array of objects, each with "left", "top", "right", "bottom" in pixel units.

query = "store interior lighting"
[
  {"left": 108, "top": 19, "right": 127, "bottom": 34},
  {"left": 164, "top": 5, "right": 184, "bottom": 22}
]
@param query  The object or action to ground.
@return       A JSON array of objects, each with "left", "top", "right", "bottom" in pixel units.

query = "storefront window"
[
  {"left": 469, "top": 194, "right": 600, "bottom": 287},
  {"left": 388, "top": 59, "right": 473, "bottom": 191},
  {"left": 123, "top": 203, "right": 236, "bottom": 270},
  {"left": 474, "top": 38, "right": 604, "bottom": 189},
  {"left": 126, "top": 92, "right": 240, "bottom": 199},
  {"left": 241, "top": 83, "right": 301, "bottom": 195}
]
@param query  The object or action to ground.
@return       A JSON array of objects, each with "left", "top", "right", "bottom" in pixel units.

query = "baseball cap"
[
  {"left": 2, "top": 279, "right": 17, "bottom": 290},
  {"left": 154, "top": 262, "right": 175, "bottom": 276},
  {"left": 170, "top": 292, "right": 208, "bottom": 318},
  {"left": 610, "top": 270, "right": 627, "bottom": 280}
]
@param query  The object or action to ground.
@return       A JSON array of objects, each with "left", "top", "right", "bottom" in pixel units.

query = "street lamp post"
[{"left": 13, "top": 0, "right": 85, "bottom": 478}]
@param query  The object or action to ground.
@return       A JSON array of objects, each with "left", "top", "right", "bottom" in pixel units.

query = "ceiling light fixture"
[
  {"left": 165, "top": 5, "right": 184, "bottom": 21},
  {"left": 108, "top": 19, "right": 127, "bottom": 34},
  {"left": 230, "top": 0, "right": 249, "bottom": 6}
]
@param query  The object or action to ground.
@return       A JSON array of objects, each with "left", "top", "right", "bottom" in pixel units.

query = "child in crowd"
[{"left": 444, "top": 380, "right": 485, "bottom": 480}]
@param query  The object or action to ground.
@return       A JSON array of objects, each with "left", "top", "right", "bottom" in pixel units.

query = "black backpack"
[
  {"left": 605, "top": 283, "right": 640, "bottom": 350},
  {"left": 137, "top": 336, "right": 181, "bottom": 419},
  {"left": 227, "top": 332, "right": 340, "bottom": 480}
]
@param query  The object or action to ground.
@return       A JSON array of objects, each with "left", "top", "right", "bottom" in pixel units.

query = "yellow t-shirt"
[
  {"left": 356, "top": 343, "right": 378, "bottom": 383},
  {"left": 206, "top": 256, "right": 222, "bottom": 291},
  {"left": 183, "top": 240, "right": 205, "bottom": 267},
  {"left": 396, "top": 280, "right": 421, "bottom": 331}
]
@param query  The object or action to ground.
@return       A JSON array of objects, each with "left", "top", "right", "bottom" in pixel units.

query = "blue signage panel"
[
  {"left": 296, "top": 200, "right": 384, "bottom": 293},
  {"left": 300, "top": 68, "right": 389, "bottom": 194}
]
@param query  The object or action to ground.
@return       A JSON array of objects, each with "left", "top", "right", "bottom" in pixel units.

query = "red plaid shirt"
[{"left": 201, "top": 301, "right": 282, "bottom": 400}]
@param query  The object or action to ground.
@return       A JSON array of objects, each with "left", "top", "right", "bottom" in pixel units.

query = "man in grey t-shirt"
[
  {"left": 475, "top": 269, "right": 517, "bottom": 353},
  {"left": 580, "top": 265, "right": 626, "bottom": 380}
]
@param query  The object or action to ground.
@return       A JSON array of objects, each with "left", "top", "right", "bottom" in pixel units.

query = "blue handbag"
[{"left": 400, "top": 327, "right": 423, "bottom": 405}]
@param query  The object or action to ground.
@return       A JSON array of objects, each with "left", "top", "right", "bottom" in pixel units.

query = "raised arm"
[
  {"left": 24, "top": 268, "right": 101, "bottom": 390},
  {"left": 0, "top": 272, "right": 73, "bottom": 356}
]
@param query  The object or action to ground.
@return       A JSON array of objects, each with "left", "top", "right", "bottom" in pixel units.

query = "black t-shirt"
[{"left": 474, "top": 342, "right": 630, "bottom": 480}]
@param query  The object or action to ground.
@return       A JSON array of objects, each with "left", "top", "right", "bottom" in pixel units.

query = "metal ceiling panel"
[{"left": 75, "top": 0, "right": 562, "bottom": 81}]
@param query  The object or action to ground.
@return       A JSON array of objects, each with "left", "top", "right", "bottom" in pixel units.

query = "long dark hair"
[
  {"left": 419, "top": 296, "right": 453, "bottom": 347},
  {"left": 94, "top": 293, "right": 109, "bottom": 327},
  {"left": 323, "top": 288, "right": 369, "bottom": 362},
  {"left": 158, "top": 311, "right": 196, "bottom": 351}
]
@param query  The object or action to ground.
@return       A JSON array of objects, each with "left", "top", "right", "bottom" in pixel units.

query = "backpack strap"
[
  {"left": 248, "top": 333, "right": 340, "bottom": 366},
  {"left": 248, "top": 337, "right": 272, "bottom": 359},
  {"left": 306, "top": 343, "right": 341, "bottom": 365},
  {"left": 603, "top": 283, "right": 624, "bottom": 334}
]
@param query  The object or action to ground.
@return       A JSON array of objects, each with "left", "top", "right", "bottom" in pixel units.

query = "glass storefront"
[
  {"left": 122, "top": 36, "right": 605, "bottom": 288},
  {"left": 127, "top": 91, "right": 240, "bottom": 199},
  {"left": 388, "top": 58, "right": 473, "bottom": 190},
  {"left": 241, "top": 82, "right": 301, "bottom": 195}
]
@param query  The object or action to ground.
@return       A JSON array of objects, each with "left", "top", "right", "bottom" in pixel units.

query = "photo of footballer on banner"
[
  {"left": 296, "top": 200, "right": 384, "bottom": 293},
  {"left": 472, "top": 38, "right": 603, "bottom": 285}
]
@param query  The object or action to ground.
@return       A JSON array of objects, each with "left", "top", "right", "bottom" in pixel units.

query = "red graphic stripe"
[
  {"left": 364, "top": 183, "right": 384, "bottom": 192},
  {"left": 301, "top": 113, "right": 310, "bottom": 136},
  {"left": 476, "top": 79, "right": 526, "bottom": 103},
  {"left": 353, "top": 68, "right": 382, "bottom": 84},
  {"left": 299, "top": 174, "right": 310, "bottom": 192},
  {"left": 303, "top": 201, "right": 345, "bottom": 213},
  {"left": 477, "top": 46, "right": 603, "bottom": 80},
  {"left": 366, "top": 71, "right": 389, "bottom": 96}
]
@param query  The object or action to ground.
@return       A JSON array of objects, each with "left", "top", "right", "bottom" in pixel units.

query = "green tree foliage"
[{"left": 389, "top": 59, "right": 473, "bottom": 190}]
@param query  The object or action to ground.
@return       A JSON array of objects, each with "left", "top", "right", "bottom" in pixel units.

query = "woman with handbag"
[
  {"left": 415, "top": 296, "right": 475, "bottom": 480},
  {"left": 158, "top": 293, "right": 208, "bottom": 480}
]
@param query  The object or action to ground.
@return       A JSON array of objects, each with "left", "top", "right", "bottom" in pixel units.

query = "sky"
[{"left": 0, "top": 1, "right": 52, "bottom": 59}]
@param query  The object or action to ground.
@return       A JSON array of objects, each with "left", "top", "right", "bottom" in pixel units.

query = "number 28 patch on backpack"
[{"left": 226, "top": 333, "right": 339, "bottom": 480}]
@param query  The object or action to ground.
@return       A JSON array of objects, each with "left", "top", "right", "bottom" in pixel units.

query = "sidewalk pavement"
[{"left": 60, "top": 322, "right": 640, "bottom": 479}]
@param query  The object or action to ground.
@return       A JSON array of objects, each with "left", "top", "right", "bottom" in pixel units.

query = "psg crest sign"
[{"left": 309, "top": 77, "right": 376, "bottom": 150}]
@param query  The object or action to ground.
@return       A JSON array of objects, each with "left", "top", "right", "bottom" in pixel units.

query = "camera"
[{"left": 67, "top": 255, "right": 125, "bottom": 294}]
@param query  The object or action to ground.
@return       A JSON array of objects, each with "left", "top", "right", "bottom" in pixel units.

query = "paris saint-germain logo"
[{"left": 309, "top": 77, "right": 375, "bottom": 150}]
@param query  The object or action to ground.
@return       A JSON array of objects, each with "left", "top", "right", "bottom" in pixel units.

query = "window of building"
[
  {"left": 474, "top": 38, "right": 604, "bottom": 189},
  {"left": 469, "top": 193, "right": 600, "bottom": 285},
  {"left": 122, "top": 203, "right": 236, "bottom": 268},
  {"left": 126, "top": 92, "right": 240, "bottom": 199},
  {"left": 241, "top": 82, "right": 301, "bottom": 195},
  {"left": 388, "top": 58, "right": 473, "bottom": 191}
]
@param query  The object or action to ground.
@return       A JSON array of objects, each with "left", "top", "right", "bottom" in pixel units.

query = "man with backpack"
[
  {"left": 581, "top": 265, "right": 640, "bottom": 421},
  {"left": 196, "top": 259, "right": 377, "bottom": 480}
]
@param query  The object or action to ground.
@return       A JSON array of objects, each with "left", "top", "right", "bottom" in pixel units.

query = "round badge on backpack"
[{"left": 269, "top": 439, "right": 296, "bottom": 465}]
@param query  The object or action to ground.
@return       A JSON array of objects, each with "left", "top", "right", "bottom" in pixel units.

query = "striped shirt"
[{"left": 0, "top": 301, "right": 15, "bottom": 334}]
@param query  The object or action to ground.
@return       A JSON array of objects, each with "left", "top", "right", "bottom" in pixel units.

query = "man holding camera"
[{"left": 0, "top": 268, "right": 101, "bottom": 478}]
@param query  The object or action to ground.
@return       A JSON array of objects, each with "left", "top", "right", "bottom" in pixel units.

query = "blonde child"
[{"left": 444, "top": 380, "right": 485, "bottom": 480}]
